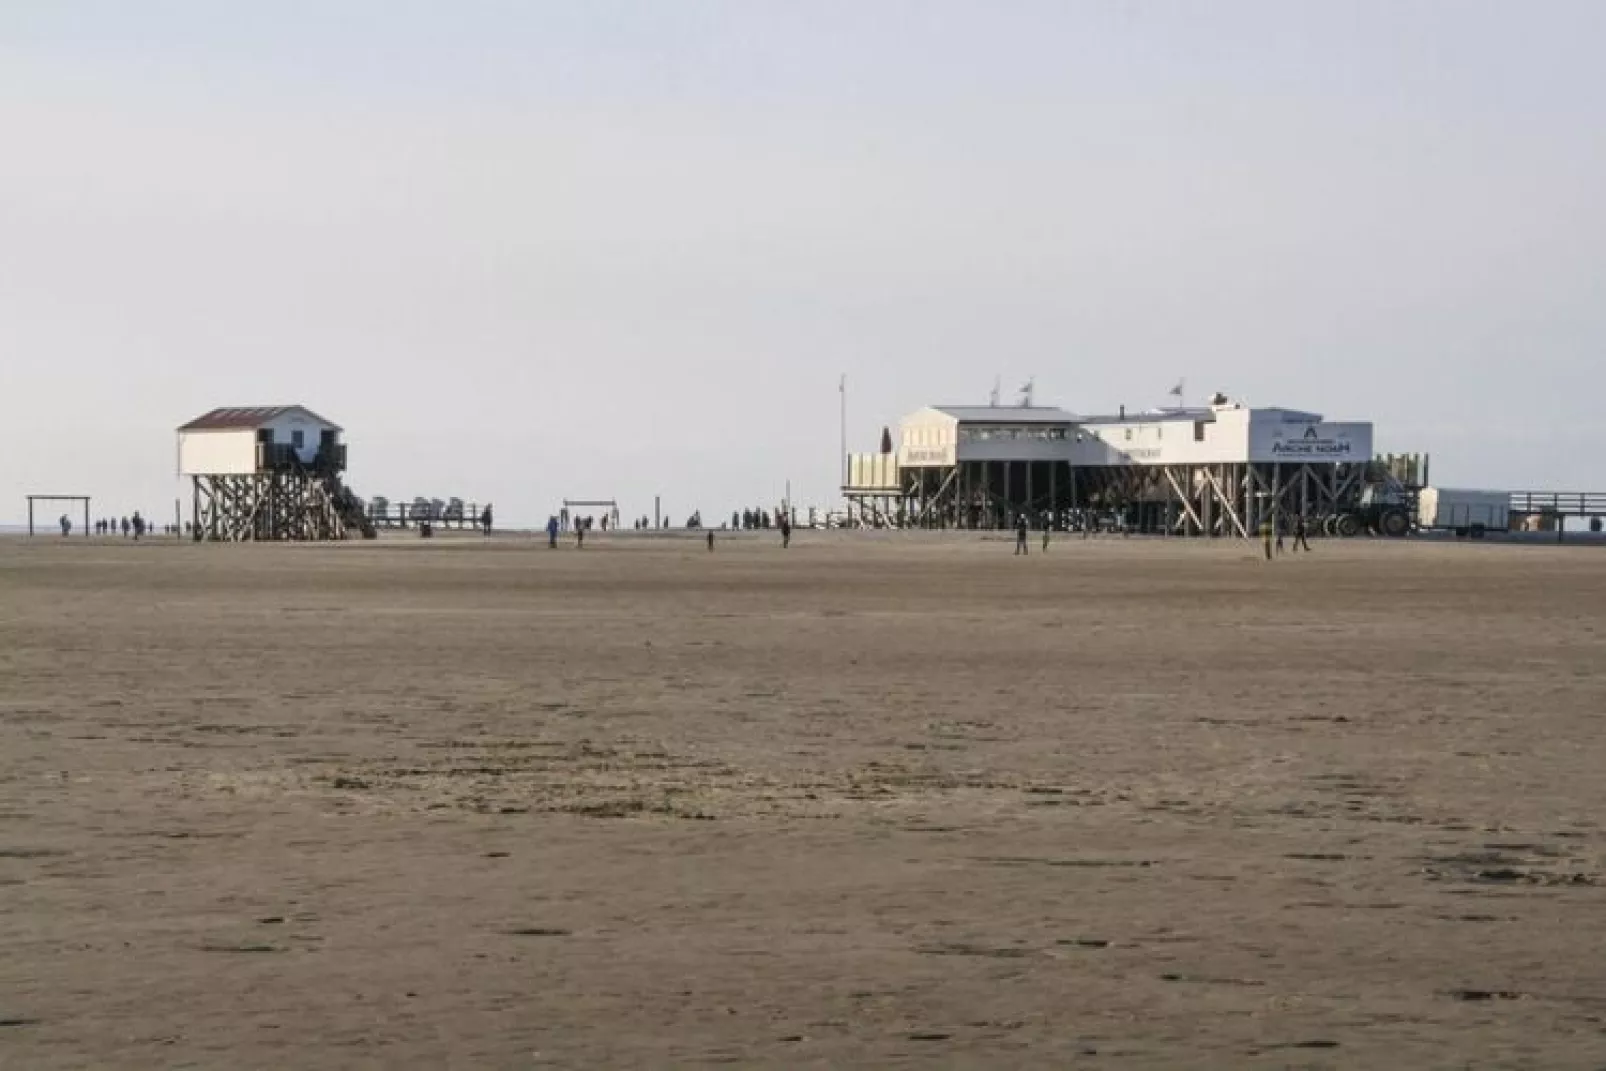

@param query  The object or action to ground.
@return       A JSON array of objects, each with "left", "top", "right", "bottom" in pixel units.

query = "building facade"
[
  {"left": 844, "top": 397, "right": 1383, "bottom": 536},
  {"left": 177, "top": 406, "right": 369, "bottom": 541}
]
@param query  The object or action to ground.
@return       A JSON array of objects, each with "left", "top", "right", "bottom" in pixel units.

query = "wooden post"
[
  {"left": 1048, "top": 462, "right": 1058, "bottom": 529},
  {"left": 1239, "top": 465, "right": 1249, "bottom": 537},
  {"left": 954, "top": 464, "right": 963, "bottom": 529},
  {"left": 1271, "top": 463, "right": 1281, "bottom": 542},
  {"left": 963, "top": 462, "right": 972, "bottom": 529},
  {"left": 26, "top": 497, "right": 33, "bottom": 537}
]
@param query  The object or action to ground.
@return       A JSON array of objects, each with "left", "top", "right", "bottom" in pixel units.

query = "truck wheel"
[
  {"left": 1336, "top": 514, "right": 1360, "bottom": 538},
  {"left": 1379, "top": 507, "right": 1410, "bottom": 538}
]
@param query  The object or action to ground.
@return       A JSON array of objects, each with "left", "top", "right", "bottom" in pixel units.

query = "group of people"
[
  {"left": 1262, "top": 515, "right": 1314, "bottom": 559},
  {"left": 545, "top": 514, "right": 612, "bottom": 548},
  {"left": 712, "top": 511, "right": 792, "bottom": 551},
  {"left": 554, "top": 509, "right": 634, "bottom": 534},
  {"left": 717, "top": 509, "right": 794, "bottom": 547},
  {"left": 734, "top": 508, "right": 781, "bottom": 531},
  {"left": 1008, "top": 511, "right": 1318, "bottom": 559},
  {"left": 81, "top": 513, "right": 149, "bottom": 538},
  {"left": 52, "top": 512, "right": 217, "bottom": 540},
  {"left": 541, "top": 509, "right": 795, "bottom": 551}
]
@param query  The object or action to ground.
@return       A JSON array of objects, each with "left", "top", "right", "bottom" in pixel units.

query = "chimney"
[{"left": 1119, "top": 404, "right": 1126, "bottom": 419}]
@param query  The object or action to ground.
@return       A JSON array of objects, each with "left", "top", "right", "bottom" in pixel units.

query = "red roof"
[{"left": 177, "top": 406, "right": 342, "bottom": 432}]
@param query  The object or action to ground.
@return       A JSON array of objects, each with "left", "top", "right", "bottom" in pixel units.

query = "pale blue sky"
[{"left": 2, "top": 1, "right": 1602, "bottom": 524}]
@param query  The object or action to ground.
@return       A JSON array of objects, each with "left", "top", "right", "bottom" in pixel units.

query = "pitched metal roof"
[
  {"left": 929, "top": 405, "right": 1079, "bottom": 424},
  {"left": 177, "top": 406, "right": 342, "bottom": 432}
]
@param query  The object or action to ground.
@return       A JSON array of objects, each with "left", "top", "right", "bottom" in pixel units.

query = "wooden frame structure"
[
  {"left": 192, "top": 468, "right": 370, "bottom": 541},
  {"left": 855, "top": 459, "right": 1376, "bottom": 536},
  {"left": 25, "top": 495, "right": 91, "bottom": 538}
]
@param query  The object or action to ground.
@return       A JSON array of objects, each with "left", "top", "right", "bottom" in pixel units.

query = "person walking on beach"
[
  {"left": 131, "top": 512, "right": 145, "bottom": 540},
  {"left": 576, "top": 522, "right": 586, "bottom": 549},
  {"left": 1293, "top": 513, "right": 1312, "bottom": 553},
  {"left": 480, "top": 504, "right": 493, "bottom": 536},
  {"left": 1042, "top": 518, "right": 1050, "bottom": 553},
  {"left": 1275, "top": 515, "right": 1286, "bottom": 556},
  {"left": 707, "top": 530, "right": 715, "bottom": 552},
  {"left": 1261, "top": 519, "right": 1273, "bottom": 561},
  {"left": 1015, "top": 513, "right": 1030, "bottom": 556},
  {"left": 780, "top": 513, "right": 792, "bottom": 549},
  {"left": 59, "top": 514, "right": 71, "bottom": 537},
  {"left": 546, "top": 515, "right": 559, "bottom": 549}
]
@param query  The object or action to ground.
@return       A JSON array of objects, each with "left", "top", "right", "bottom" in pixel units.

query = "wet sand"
[{"left": 3, "top": 532, "right": 1605, "bottom": 1069}]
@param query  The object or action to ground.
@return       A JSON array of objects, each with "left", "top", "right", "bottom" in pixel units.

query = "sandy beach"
[{"left": 2, "top": 532, "right": 1605, "bottom": 1069}]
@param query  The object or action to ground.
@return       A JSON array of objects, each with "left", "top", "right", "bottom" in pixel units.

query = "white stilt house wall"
[
  {"left": 177, "top": 406, "right": 372, "bottom": 541},
  {"left": 844, "top": 395, "right": 1382, "bottom": 536}
]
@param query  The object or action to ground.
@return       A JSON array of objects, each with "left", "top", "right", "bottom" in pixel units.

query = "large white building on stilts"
[{"left": 844, "top": 394, "right": 1416, "bottom": 538}]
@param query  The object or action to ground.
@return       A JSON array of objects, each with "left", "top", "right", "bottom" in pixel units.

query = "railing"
[
  {"left": 366, "top": 503, "right": 485, "bottom": 529},
  {"left": 255, "top": 443, "right": 346, "bottom": 473},
  {"left": 1509, "top": 491, "right": 1606, "bottom": 517}
]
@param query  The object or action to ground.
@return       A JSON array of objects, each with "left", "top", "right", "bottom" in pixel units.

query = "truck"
[
  {"left": 1315, "top": 465, "right": 1415, "bottom": 537},
  {"left": 1417, "top": 487, "right": 1509, "bottom": 537},
  {"left": 1349, "top": 480, "right": 1414, "bottom": 537}
]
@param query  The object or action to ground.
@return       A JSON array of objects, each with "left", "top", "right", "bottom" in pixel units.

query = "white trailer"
[{"left": 1417, "top": 487, "right": 1509, "bottom": 535}]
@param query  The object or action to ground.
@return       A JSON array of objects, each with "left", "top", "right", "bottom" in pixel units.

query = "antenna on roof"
[
  {"left": 1017, "top": 377, "right": 1035, "bottom": 408},
  {"left": 989, "top": 377, "right": 1001, "bottom": 407}
]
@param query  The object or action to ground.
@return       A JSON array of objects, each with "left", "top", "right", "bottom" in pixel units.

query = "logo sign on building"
[
  {"left": 1262, "top": 422, "right": 1371, "bottom": 460},
  {"left": 901, "top": 445, "right": 954, "bottom": 467}
]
